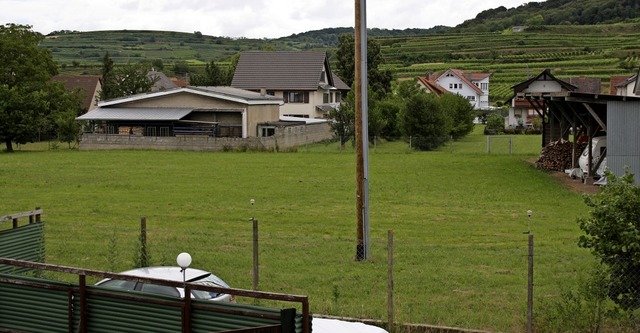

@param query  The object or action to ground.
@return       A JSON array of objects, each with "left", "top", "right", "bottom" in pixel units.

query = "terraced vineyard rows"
[
  {"left": 43, "top": 24, "right": 640, "bottom": 104},
  {"left": 378, "top": 25, "right": 640, "bottom": 102}
]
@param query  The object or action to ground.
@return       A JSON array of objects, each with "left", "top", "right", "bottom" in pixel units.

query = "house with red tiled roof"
[
  {"left": 611, "top": 70, "right": 639, "bottom": 97},
  {"left": 416, "top": 77, "right": 448, "bottom": 96},
  {"left": 50, "top": 75, "right": 101, "bottom": 112},
  {"left": 231, "top": 51, "right": 350, "bottom": 119},
  {"left": 418, "top": 69, "right": 491, "bottom": 109}
]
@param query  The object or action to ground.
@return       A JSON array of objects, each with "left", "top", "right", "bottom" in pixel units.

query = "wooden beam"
[{"left": 582, "top": 103, "right": 607, "bottom": 132}]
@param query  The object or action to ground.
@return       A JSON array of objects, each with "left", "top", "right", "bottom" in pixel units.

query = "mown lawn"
[{"left": 0, "top": 128, "right": 594, "bottom": 332}]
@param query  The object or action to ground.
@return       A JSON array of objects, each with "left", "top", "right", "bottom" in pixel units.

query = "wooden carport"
[{"left": 514, "top": 91, "right": 634, "bottom": 179}]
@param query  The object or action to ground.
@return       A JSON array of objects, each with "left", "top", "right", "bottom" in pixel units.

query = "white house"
[
  {"left": 507, "top": 69, "right": 578, "bottom": 128},
  {"left": 419, "top": 69, "right": 491, "bottom": 109},
  {"left": 231, "top": 51, "right": 350, "bottom": 119}
]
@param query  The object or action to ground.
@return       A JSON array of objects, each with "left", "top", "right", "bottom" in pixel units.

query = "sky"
[{"left": 2, "top": 0, "right": 540, "bottom": 39}]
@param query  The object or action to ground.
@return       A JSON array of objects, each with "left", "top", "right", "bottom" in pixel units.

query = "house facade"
[
  {"left": 507, "top": 70, "right": 602, "bottom": 128},
  {"left": 612, "top": 70, "right": 639, "bottom": 97},
  {"left": 418, "top": 69, "right": 491, "bottom": 109},
  {"left": 507, "top": 69, "right": 577, "bottom": 128},
  {"left": 78, "top": 86, "right": 282, "bottom": 138},
  {"left": 231, "top": 51, "right": 350, "bottom": 119},
  {"left": 76, "top": 86, "right": 334, "bottom": 151}
]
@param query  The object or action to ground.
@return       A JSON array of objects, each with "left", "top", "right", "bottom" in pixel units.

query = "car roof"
[{"left": 117, "top": 266, "right": 211, "bottom": 282}]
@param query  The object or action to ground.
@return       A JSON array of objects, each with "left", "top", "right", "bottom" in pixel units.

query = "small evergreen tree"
[
  {"left": 400, "top": 93, "right": 451, "bottom": 150},
  {"left": 438, "top": 93, "right": 475, "bottom": 140}
]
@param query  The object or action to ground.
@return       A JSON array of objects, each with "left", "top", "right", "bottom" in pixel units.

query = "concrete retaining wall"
[{"left": 79, "top": 122, "right": 334, "bottom": 151}]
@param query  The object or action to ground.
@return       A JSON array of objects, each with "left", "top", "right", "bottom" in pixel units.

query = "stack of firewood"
[{"left": 535, "top": 139, "right": 587, "bottom": 171}]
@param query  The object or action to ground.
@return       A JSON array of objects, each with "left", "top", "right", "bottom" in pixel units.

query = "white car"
[
  {"left": 96, "top": 266, "right": 235, "bottom": 302},
  {"left": 313, "top": 318, "right": 389, "bottom": 333}
]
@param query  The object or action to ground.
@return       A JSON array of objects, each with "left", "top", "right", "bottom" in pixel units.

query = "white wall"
[{"left": 523, "top": 81, "right": 563, "bottom": 93}]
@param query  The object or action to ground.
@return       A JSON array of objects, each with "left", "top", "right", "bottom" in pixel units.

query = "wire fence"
[
  {"left": 375, "top": 232, "right": 640, "bottom": 333},
  {"left": 303, "top": 135, "right": 528, "bottom": 155}
]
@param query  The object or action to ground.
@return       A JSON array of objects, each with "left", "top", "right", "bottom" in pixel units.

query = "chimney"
[{"left": 260, "top": 88, "right": 267, "bottom": 96}]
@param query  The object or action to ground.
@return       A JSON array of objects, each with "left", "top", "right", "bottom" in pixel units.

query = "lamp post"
[{"left": 177, "top": 252, "right": 192, "bottom": 283}]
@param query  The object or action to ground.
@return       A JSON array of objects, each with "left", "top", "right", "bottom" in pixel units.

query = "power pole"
[{"left": 355, "top": 0, "right": 370, "bottom": 261}]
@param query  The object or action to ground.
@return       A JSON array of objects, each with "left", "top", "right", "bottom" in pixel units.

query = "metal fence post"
[
  {"left": 140, "top": 216, "right": 148, "bottom": 267},
  {"left": 527, "top": 234, "right": 534, "bottom": 333},
  {"left": 388, "top": 230, "right": 394, "bottom": 332},
  {"left": 253, "top": 218, "right": 259, "bottom": 291}
]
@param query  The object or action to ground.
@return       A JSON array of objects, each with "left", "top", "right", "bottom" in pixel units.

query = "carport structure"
[{"left": 514, "top": 90, "right": 640, "bottom": 182}]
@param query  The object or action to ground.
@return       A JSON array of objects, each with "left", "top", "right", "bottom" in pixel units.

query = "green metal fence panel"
[
  {"left": 85, "top": 287, "right": 182, "bottom": 333},
  {"left": 0, "top": 272, "right": 305, "bottom": 333},
  {"left": 190, "top": 300, "right": 294, "bottom": 333},
  {"left": 0, "top": 223, "right": 45, "bottom": 274},
  {"left": 0, "top": 274, "right": 72, "bottom": 333}
]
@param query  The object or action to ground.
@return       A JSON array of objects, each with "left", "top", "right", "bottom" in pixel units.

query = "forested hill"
[
  {"left": 276, "top": 26, "right": 450, "bottom": 48},
  {"left": 275, "top": 0, "right": 640, "bottom": 46},
  {"left": 454, "top": 0, "right": 640, "bottom": 32}
]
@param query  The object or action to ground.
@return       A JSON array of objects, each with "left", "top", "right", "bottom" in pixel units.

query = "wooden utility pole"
[{"left": 355, "top": 0, "right": 370, "bottom": 261}]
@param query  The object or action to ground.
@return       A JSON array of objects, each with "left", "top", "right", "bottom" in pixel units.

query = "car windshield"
[{"left": 190, "top": 274, "right": 230, "bottom": 299}]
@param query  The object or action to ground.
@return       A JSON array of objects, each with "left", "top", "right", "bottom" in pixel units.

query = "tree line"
[
  {"left": 455, "top": 0, "right": 640, "bottom": 32},
  {"left": 330, "top": 34, "right": 476, "bottom": 151}
]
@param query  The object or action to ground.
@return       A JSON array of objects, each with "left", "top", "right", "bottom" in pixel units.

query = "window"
[
  {"left": 98, "top": 279, "right": 137, "bottom": 291},
  {"left": 449, "top": 83, "right": 453, "bottom": 89},
  {"left": 320, "top": 71, "right": 326, "bottom": 82},
  {"left": 323, "top": 93, "right": 330, "bottom": 104},
  {"left": 481, "top": 83, "right": 488, "bottom": 91},
  {"left": 160, "top": 127, "right": 170, "bottom": 137},
  {"left": 335, "top": 92, "right": 342, "bottom": 103},
  {"left": 467, "top": 96, "right": 476, "bottom": 101},
  {"left": 141, "top": 283, "right": 180, "bottom": 297},
  {"left": 284, "top": 91, "right": 309, "bottom": 104},
  {"left": 146, "top": 127, "right": 156, "bottom": 136},
  {"left": 260, "top": 127, "right": 275, "bottom": 137}
]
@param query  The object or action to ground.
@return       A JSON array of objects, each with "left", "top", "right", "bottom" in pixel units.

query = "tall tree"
[
  {"left": 98, "top": 54, "right": 157, "bottom": 101},
  {"left": 190, "top": 61, "right": 230, "bottom": 86},
  {"left": 328, "top": 91, "right": 356, "bottom": 148},
  {"left": 98, "top": 52, "right": 117, "bottom": 100},
  {"left": 0, "top": 24, "right": 63, "bottom": 152},
  {"left": 334, "top": 33, "right": 393, "bottom": 97}
]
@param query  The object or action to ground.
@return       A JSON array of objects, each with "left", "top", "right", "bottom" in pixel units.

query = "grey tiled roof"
[
  {"left": 77, "top": 108, "right": 193, "bottom": 121},
  {"left": 231, "top": 51, "right": 332, "bottom": 91},
  {"left": 331, "top": 72, "right": 351, "bottom": 91},
  {"left": 148, "top": 71, "right": 178, "bottom": 91}
]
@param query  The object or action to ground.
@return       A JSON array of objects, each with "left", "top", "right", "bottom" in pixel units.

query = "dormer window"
[{"left": 320, "top": 71, "right": 326, "bottom": 83}]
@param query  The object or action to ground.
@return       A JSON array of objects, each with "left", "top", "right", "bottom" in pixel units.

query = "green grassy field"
[{"left": 0, "top": 129, "right": 595, "bottom": 332}]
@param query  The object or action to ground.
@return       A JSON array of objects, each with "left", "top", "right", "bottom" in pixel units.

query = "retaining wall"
[{"left": 79, "top": 122, "right": 333, "bottom": 151}]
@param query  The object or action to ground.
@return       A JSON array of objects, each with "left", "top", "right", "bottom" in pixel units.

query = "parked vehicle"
[
  {"left": 96, "top": 266, "right": 235, "bottom": 302},
  {"left": 578, "top": 136, "right": 607, "bottom": 176}
]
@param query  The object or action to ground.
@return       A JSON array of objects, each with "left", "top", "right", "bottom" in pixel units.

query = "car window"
[
  {"left": 140, "top": 283, "right": 180, "bottom": 297},
  {"left": 190, "top": 275, "right": 229, "bottom": 299},
  {"left": 98, "top": 279, "right": 137, "bottom": 291}
]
